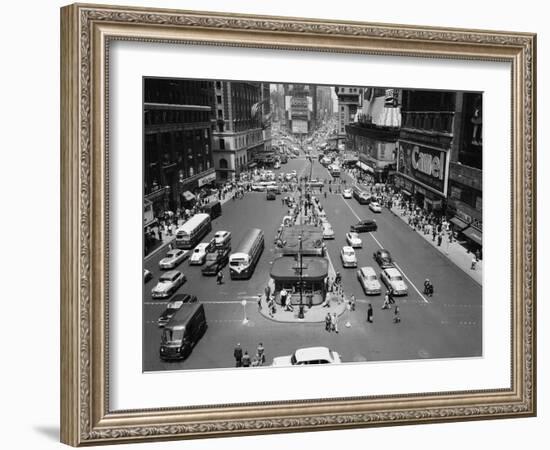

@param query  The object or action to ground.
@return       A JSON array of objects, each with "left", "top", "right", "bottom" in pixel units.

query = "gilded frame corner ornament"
[{"left": 60, "top": 2, "right": 536, "bottom": 446}]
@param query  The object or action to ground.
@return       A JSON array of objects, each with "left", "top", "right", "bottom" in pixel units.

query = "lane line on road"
[
  {"left": 144, "top": 300, "right": 252, "bottom": 306},
  {"left": 341, "top": 198, "right": 429, "bottom": 304}
]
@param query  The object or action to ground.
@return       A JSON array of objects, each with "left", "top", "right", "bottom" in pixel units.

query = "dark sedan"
[
  {"left": 157, "top": 294, "right": 198, "bottom": 327},
  {"left": 350, "top": 219, "right": 378, "bottom": 233},
  {"left": 373, "top": 249, "right": 394, "bottom": 268},
  {"left": 201, "top": 247, "right": 231, "bottom": 275}
]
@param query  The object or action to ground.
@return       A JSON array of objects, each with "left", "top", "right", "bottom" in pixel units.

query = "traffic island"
[{"left": 258, "top": 292, "right": 347, "bottom": 323}]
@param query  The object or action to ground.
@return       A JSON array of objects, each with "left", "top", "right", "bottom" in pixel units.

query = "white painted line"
[
  {"left": 341, "top": 198, "right": 429, "bottom": 304},
  {"left": 202, "top": 301, "right": 245, "bottom": 304},
  {"left": 324, "top": 246, "right": 336, "bottom": 277},
  {"left": 393, "top": 263, "right": 429, "bottom": 304}
]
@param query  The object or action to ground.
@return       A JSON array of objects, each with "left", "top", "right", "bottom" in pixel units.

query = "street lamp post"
[
  {"left": 298, "top": 234, "right": 305, "bottom": 319},
  {"left": 241, "top": 299, "right": 248, "bottom": 325}
]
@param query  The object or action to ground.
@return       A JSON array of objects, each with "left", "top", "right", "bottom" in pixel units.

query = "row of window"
[
  {"left": 449, "top": 182, "right": 482, "bottom": 212},
  {"left": 144, "top": 109, "right": 211, "bottom": 126},
  {"left": 217, "top": 130, "right": 263, "bottom": 151},
  {"left": 144, "top": 79, "right": 213, "bottom": 106},
  {"left": 218, "top": 155, "right": 247, "bottom": 170}
]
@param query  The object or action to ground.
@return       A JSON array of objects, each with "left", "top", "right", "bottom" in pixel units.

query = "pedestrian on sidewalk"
[
  {"left": 325, "top": 313, "right": 332, "bottom": 332},
  {"left": 256, "top": 343, "right": 265, "bottom": 365},
  {"left": 257, "top": 295, "right": 262, "bottom": 311},
  {"left": 393, "top": 306, "right": 401, "bottom": 323},
  {"left": 331, "top": 312, "right": 339, "bottom": 334},
  {"left": 471, "top": 257, "right": 477, "bottom": 270},
  {"left": 241, "top": 351, "right": 251, "bottom": 367},
  {"left": 280, "top": 288, "right": 287, "bottom": 307},
  {"left": 437, "top": 233, "right": 443, "bottom": 247},
  {"left": 233, "top": 343, "right": 243, "bottom": 367},
  {"left": 350, "top": 294, "right": 356, "bottom": 311},
  {"left": 366, "top": 303, "right": 373, "bottom": 323}
]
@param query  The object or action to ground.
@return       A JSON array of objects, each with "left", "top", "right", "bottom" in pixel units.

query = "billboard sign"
[
  {"left": 292, "top": 119, "right": 308, "bottom": 134},
  {"left": 397, "top": 140, "right": 449, "bottom": 196}
]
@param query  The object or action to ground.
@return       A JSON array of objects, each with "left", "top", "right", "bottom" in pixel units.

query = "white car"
[
  {"left": 342, "top": 188, "right": 353, "bottom": 199},
  {"left": 322, "top": 223, "right": 335, "bottom": 239},
  {"left": 272, "top": 347, "right": 342, "bottom": 367},
  {"left": 340, "top": 246, "right": 358, "bottom": 268},
  {"left": 214, "top": 230, "right": 231, "bottom": 248},
  {"left": 357, "top": 266, "right": 382, "bottom": 295},
  {"left": 159, "top": 249, "right": 189, "bottom": 269},
  {"left": 189, "top": 242, "right": 213, "bottom": 265},
  {"left": 346, "top": 232, "right": 362, "bottom": 248},
  {"left": 380, "top": 267, "right": 409, "bottom": 296},
  {"left": 369, "top": 201, "right": 382, "bottom": 213},
  {"left": 151, "top": 270, "right": 186, "bottom": 299}
]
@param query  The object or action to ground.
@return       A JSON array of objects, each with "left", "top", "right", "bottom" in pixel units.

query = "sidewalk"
[
  {"left": 144, "top": 187, "right": 239, "bottom": 261},
  {"left": 342, "top": 169, "right": 482, "bottom": 285},
  {"left": 390, "top": 205, "right": 483, "bottom": 285}
]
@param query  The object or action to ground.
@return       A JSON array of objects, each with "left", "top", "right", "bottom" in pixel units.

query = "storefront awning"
[
  {"left": 182, "top": 191, "right": 195, "bottom": 201},
  {"left": 449, "top": 216, "right": 470, "bottom": 230},
  {"left": 248, "top": 162, "right": 257, "bottom": 168},
  {"left": 401, "top": 189, "right": 412, "bottom": 196},
  {"left": 461, "top": 226, "right": 482, "bottom": 246}
]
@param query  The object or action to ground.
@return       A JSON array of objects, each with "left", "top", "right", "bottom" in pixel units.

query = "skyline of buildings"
[{"left": 143, "top": 78, "right": 482, "bottom": 251}]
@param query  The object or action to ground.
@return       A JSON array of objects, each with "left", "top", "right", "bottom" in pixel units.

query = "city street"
[{"left": 143, "top": 155, "right": 482, "bottom": 372}]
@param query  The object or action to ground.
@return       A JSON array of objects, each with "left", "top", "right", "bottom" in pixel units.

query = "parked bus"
[
  {"left": 229, "top": 228, "right": 265, "bottom": 279},
  {"left": 175, "top": 213, "right": 212, "bottom": 249}
]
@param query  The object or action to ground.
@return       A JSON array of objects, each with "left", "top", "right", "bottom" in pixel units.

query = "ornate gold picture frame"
[{"left": 60, "top": 3, "right": 536, "bottom": 446}]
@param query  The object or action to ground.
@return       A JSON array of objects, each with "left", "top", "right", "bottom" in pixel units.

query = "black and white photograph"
[{"left": 142, "top": 78, "right": 483, "bottom": 372}]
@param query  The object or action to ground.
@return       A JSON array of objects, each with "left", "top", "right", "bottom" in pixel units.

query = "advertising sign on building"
[
  {"left": 198, "top": 172, "right": 216, "bottom": 187},
  {"left": 397, "top": 140, "right": 449, "bottom": 196},
  {"left": 292, "top": 119, "right": 308, "bottom": 134}
]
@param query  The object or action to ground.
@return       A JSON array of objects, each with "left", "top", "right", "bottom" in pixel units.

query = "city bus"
[
  {"left": 175, "top": 213, "right": 212, "bottom": 249},
  {"left": 229, "top": 228, "right": 265, "bottom": 279},
  {"left": 329, "top": 165, "right": 341, "bottom": 178}
]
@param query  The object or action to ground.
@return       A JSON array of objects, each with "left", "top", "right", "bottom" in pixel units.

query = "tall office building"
[
  {"left": 144, "top": 78, "right": 215, "bottom": 216},
  {"left": 211, "top": 81, "right": 265, "bottom": 181}
]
